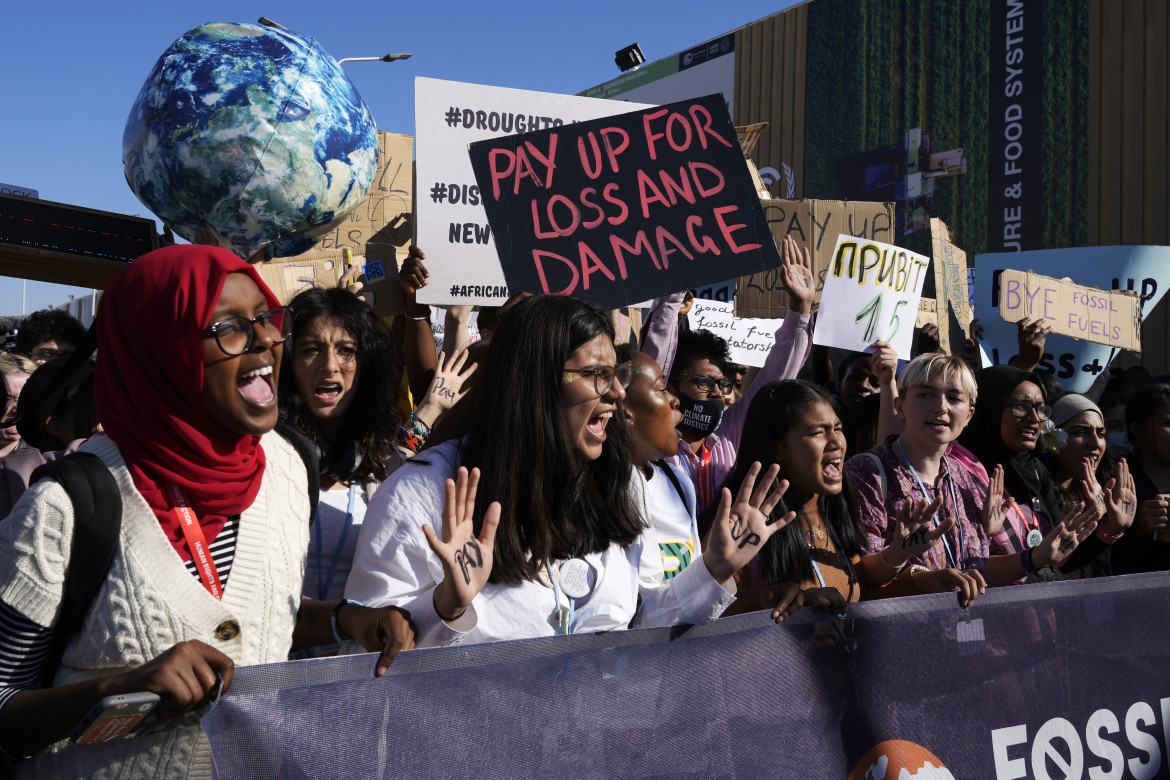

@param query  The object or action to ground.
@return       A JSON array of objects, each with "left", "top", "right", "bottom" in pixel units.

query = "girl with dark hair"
[
  {"left": 280, "top": 287, "right": 473, "bottom": 649},
  {"left": 346, "top": 295, "right": 787, "bottom": 645},
  {"left": 957, "top": 366, "right": 1106, "bottom": 582},
  {"left": 1112, "top": 383, "right": 1170, "bottom": 573},
  {"left": 704, "top": 380, "right": 985, "bottom": 620}
]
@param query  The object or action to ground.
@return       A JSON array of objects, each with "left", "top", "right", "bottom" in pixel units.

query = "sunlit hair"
[
  {"left": 278, "top": 288, "right": 404, "bottom": 483},
  {"left": 895, "top": 352, "right": 978, "bottom": 404},
  {"left": 460, "top": 294, "right": 643, "bottom": 584}
]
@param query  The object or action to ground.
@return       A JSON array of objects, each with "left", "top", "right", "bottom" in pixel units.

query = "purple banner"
[{"left": 205, "top": 572, "right": 1170, "bottom": 779}]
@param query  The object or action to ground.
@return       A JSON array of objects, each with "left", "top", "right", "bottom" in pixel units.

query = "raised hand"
[
  {"left": 1009, "top": 316, "right": 1053, "bottom": 371},
  {"left": 1033, "top": 502, "right": 1098, "bottom": 568},
  {"left": 1073, "top": 458, "right": 1107, "bottom": 524},
  {"left": 704, "top": 462, "right": 795, "bottom": 584},
  {"left": 399, "top": 245, "right": 430, "bottom": 293},
  {"left": 1101, "top": 458, "right": 1137, "bottom": 535},
  {"left": 419, "top": 350, "right": 477, "bottom": 414},
  {"left": 869, "top": 340, "right": 900, "bottom": 387},
  {"left": 423, "top": 467, "right": 501, "bottom": 622},
  {"left": 1136, "top": 497, "right": 1168, "bottom": 536},
  {"left": 980, "top": 465, "right": 1007, "bottom": 535},
  {"left": 778, "top": 234, "right": 815, "bottom": 315},
  {"left": 883, "top": 495, "right": 951, "bottom": 567}
]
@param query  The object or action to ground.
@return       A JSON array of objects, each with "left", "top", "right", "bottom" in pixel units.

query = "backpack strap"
[
  {"left": 652, "top": 459, "right": 691, "bottom": 516},
  {"left": 274, "top": 422, "right": 320, "bottom": 527},
  {"left": 28, "top": 452, "right": 121, "bottom": 688}
]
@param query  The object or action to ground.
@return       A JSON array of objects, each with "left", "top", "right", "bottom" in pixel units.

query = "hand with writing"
[
  {"left": 980, "top": 465, "right": 1007, "bottom": 536},
  {"left": 417, "top": 350, "right": 476, "bottom": 419},
  {"left": 1135, "top": 498, "right": 1168, "bottom": 536},
  {"left": 423, "top": 467, "right": 501, "bottom": 623},
  {"left": 1073, "top": 458, "right": 1107, "bottom": 525},
  {"left": 880, "top": 495, "right": 952, "bottom": 570},
  {"left": 335, "top": 604, "right": 417, "bottom": 677},
  {"left": 909, "top": 567, "right": 986, "bottom": 608},
  {"left": 779, "top": 234, "right": 815, "bottom": 315},
  {"left": 1032, "top": 501, "right": 1098, "bottom": 569},
  {"left": 1100, "top": 459, "right": 1137, "bottom": 536},
  {"left": 768, "top": 582, "right": 847, "bottom": 623},
  {"left": 703, "top": 462, "right": 794, "bottom": 585},
  {"left": 1009, "top": 316, "right": 1053, "bottom": 371},
  {"left": 869, "top": 340, "right": 899, "bottom": 388}
]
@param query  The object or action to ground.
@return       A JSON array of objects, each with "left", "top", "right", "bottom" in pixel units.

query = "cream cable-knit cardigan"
[{"left": 0, "top": 432, "right": 310, "bottom": 780}]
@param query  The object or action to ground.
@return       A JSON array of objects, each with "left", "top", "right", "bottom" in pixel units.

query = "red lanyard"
[
  {"left": 166, "top": 483, "right": 223, "bottom": 600},
  {"left": 696, "top": 441, "right": 714, "bottom": 511}
]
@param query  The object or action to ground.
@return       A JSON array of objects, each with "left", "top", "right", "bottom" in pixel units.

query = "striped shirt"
[{"left": 0, "top": 515, "right": 241, "bottom": 724}]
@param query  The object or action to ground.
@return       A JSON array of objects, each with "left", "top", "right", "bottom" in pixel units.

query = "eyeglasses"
[
  {"left": 1004, "top": 400, "right": 1051, "bottom": 420},
  {"left": 29, "top": 348, "right": 73, "bottom": 363},
  {"left": 562, "top": 361, "right": 634, "bottom": 396},
  {"left": 203, "top": 306, "right": 292, "bottom": 357},
  {"left": 679, "top": 373, "right": 734, "bottom": 395}
]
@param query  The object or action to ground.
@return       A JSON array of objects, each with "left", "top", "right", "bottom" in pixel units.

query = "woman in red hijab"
[{"left": 0, "top": 245, "right": 413, "bottom": 779}]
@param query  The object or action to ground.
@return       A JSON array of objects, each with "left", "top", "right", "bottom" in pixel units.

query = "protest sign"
[
  {"left": 734, "top": 199, "right": 895, "bottom": 319},
  {"left": 271, "top": 131, "right": 415, "bottom": 317},
  {"left": 916, "top": 298, "right": 938, "bottom": 329},
  {"left": 686, "top": 299, "right": 782, "bottom": 368},
  {"left": 428, "top": 306, "right": 482, "bottom": 357},
  {"left": 813, "top": 235, "right": 930, "bottom": 357},
  {"left": 695, "top": 278, "right": 736, "bottom": 303},
  {"left": 468, "top": 94, "right": 783, "bottom": 311},
  {"left": 974, "top": 245, "right": 1170, "bottom": 391},
  {"left": 205, "top": 574, "right": 1170, "bottom": 780},
  {"left": 415, "top": 77, "right": 653, "bottom": 306},
  {"left": 997, "top": 269, "right": 1142, "bottom": 352},
  {"left": 929, "top": 218, "right": 972, "bottom": 354}
]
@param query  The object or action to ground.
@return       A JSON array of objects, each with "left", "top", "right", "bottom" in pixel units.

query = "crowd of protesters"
[{"left": 0, "top": 234, "right": 1165, "bottom": 778}]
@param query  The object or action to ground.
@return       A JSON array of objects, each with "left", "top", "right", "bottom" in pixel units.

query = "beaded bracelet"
[
  {"left": 878, "top": 546, "right": 906, "bottom": 571},
  {"left": 396, "top": 411, "right": 433, "bottom": 453},
  {"left": 1095, "top": 526, "right": 1125, "bottom": 543}
]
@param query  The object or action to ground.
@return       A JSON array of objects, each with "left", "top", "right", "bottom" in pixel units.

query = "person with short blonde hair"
[{"left": 895, "top": 352, "right": 979, "bottom": 405}]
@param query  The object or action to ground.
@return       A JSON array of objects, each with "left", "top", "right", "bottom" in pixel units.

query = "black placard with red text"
[{"left": 468, "top": 94, "right": 783, "bottom": 309}]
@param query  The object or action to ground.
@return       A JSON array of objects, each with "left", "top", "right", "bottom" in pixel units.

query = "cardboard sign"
[
  {"left": 929, "top": 218, "right": 972, "bottom": 354},
  {"left": 428, "top": 307, "right": 482, "bottom": 357},
  {"left": 414, "top": 77, "right": 653, "bottom": 306},
  {"left": 273, "top": 131, "right": 415, "bottom": 317},
  {"left": 973, "top": 245, "right": 1170, "bottom": 392},
  {"left": 916, "top": 299, "right": 938, "bottom": 328},
  {"left": 734, "top": 199, "right": 896, "bottom": 319},
  {"left": 997, "top": 269, "right": 1142, "bottom": 352},
  {"left": 468, "top": 94, "right": 783, "bottom": 311},
  {"left": 813, "top": 235, "right": 931, "bottom": 357},
  {"left": 685, "top": 299, "right": 783, "bottom": 368}
]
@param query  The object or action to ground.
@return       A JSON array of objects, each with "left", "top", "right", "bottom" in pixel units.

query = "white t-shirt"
[
  {"left": 303, "top": 483, "right": 369, "bottom": 603},
  {"left": 344, "top": 439, "right": 734, "bottom": 647},
  {"left": 633, "top": 461, "right": 703, "bottom": 586}
]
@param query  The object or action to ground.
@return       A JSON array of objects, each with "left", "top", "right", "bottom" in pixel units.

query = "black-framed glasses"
[
  {"left": 562, "top": 361, "right": 634, "bottom": 396},
  {"left": 203, "top": 306, "right": 292, "bottom": 357},
  {"left": 1004, "top": 400, "right": 1051, "bottom": 420},
  {"left": 679, "top": 372, "right": 734, "bottom": 395},
  {"left": 29, "top": 347, "right": 73, "bottom": 363}
]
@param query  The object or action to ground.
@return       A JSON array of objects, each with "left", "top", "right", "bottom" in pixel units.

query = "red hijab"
[{"left": 95, "top": 244, "right": 280, "bottom": 562}]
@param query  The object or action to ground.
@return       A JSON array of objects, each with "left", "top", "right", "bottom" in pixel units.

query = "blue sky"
[{"left": 0, "top": 0, "right": 800, "bottom": 316}]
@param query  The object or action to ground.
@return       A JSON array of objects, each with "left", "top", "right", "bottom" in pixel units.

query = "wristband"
[
  {"left": 433, "top": 593, "right": 466, "bottom": 623},
  {"left": 879, "top": 545, "right": 906, "bottom": 571},
  {"left": 1019, "top": 547, "right": 1037, "bottom": 573},
  {"left": 331, "top": 599, "right": 362, "bottom": 645},
  {"left": 1095, "top": 526, "right": 1124, "bottom": 543}
]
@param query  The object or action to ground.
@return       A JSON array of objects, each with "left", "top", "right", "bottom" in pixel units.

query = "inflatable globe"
[{"left": 123, "top": 22, "right": 378, "bottom": 260}]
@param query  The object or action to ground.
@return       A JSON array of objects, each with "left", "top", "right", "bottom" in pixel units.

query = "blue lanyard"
[
  {"left": 808, "top": 520, "right": 856, "bottom": 603},
  {"left": 895, "top": 439, "right": 964, "bottom": 570},
  {"left": 316, "top": 483, "right": 359, "bottom": 601}
]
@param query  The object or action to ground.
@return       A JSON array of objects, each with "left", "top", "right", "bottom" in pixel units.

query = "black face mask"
[{"left": 676, "top": 391, "right": 725, "bottom": 438}]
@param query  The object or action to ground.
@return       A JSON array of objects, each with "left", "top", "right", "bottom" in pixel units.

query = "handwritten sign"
[
  {"left": 685, "top": 299, "right": 783, "bottom": 368},
  {"left": 974, "top": 245, "right": 1170, "bottom": 391},
  {"left": 735, "top": 199, "right": 895, "bottom": 319},
  {"left": 997, "top": 269, "right": 1142, "bottom": 352},
  {"left": 276, "top": 131, "right": 414, "bottom": 317},
  {"left": 916, "top": 299, "right": 938, "bottom": 329},
  {"left": 813, "top": 235, "right": 930, "bottom": 356},
  {"left": 929, "top": 218, "right": 972, "bottom": 355},
  {"left": 414, "top": 77, "right": 653, "bottom": 306},
  {"left": 427, "top": 307, "right": 482, "bottom": 358},
  {"left": 468, "top": 94, "right": 783, "bottom": 310}
]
